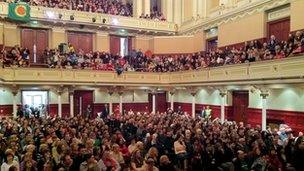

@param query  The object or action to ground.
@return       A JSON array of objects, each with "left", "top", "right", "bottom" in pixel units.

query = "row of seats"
[
  {"left": 2, "top": 32, "right": 303, "bottom": 73},
  {"left": 0, "top": 107, "right": 303, "bottom": 171}
]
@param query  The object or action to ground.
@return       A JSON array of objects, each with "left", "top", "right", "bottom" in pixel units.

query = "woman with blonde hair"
[{"left": 145, "top": 147, "right": 159, "bottom": 167}]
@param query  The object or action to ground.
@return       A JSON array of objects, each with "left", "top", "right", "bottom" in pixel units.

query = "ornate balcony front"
[
  {"left": 1, "top": 56, "right": 303, "bottom": 87},
  {"left": 0, "top": 2, "right": 176, "bottom": 34}
]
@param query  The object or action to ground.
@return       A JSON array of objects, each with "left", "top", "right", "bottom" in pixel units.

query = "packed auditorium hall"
[{"left": 0, "top": 0, "right": 304, "bottom": 171}]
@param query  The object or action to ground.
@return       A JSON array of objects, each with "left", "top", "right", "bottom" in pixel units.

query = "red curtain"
[{"left": 110, "top": 35, "right": 121, "bottom": 55}]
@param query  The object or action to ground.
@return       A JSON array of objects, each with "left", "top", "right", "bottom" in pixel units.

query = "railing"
[
  {"left": 0, "top": 2, "right": 176, "bottom": 33},
  {"left": 1, "top": 55, "right": 303, "bottom": 86}
]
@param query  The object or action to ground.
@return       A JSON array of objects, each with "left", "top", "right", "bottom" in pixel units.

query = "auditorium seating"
[{"left": 2, "top": 33, "right": 303, "bottom": 73}]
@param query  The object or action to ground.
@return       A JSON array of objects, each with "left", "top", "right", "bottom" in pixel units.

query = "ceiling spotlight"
[
  {"left": 70, "top": 15, "right": 74, "bottom": 20},
  {"left": 58, "top": 13, "right": 63, "bottom": 19},
  {"left": 92, "top": 17, "right": 96, "bottom": 23}
]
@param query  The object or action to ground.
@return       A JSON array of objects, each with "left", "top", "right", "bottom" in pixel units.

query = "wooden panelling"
[
  {"left": 267, "top": 17, "right": 290, "bottom": 41},
  {"left": 21, "top": 28, "right": 48, "bottom": 64},
  {"left": 67, "top": 32, "right": 93, "bottom": 53}
]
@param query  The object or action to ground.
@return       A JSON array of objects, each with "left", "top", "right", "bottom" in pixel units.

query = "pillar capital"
[
  {"left": 56, "top": 85, "right": 65, "bottom": 95},
  {"left": 186, "top": 86, "right": 199, "bottom": 96},
  {"left": 68, "top": 85, "right": 76, "bottom": 95},
  {"left": 259, "top": 89, "right": 269, "bottom": 99},
  {"left": 218, "top": 89, "right": 227, "bottom": 97},
  {"left": 150, "top": 88, "right": 158, "bottom": 95},
  {"left": 9, "top": 84, "right": 19, "bottom": 96}
]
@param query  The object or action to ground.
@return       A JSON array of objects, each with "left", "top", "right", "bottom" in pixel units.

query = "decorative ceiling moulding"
[
  {"left": 267, "top": 4, "right": 290, "bottom": 22},
  {"left": 179, "top": 0, "right": 291, "bottom": 34}
]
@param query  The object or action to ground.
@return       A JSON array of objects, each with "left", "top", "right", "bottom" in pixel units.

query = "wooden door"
[
  {"left": 267, "top": 17, "right": 290, "bottom": 42},
  {"left": 206, "top": 37, "right": 218, "bottom": 52},
  {"left": 21, "top": 29, "right": 35, "bottom": 63},
  {"left": 110, "top": 35, "right": 121, "bottom": 55},
  {"left": 21, "top": 28, "right": 48, "bottom": 64},
  {"left": 156, "top": 92, "right": 167, "bottom": 113},
  {"left": 67, "top": 32, "right": 93, "bottom": 53},
  {"left": 74, "top": 90, "right": 94, "bottom": 117},
  {"left": 35, "top": 30, "right": 48, "bottom": 63},
  {"left": 232, "top": 91, "right": 249, "bottom": 124}
]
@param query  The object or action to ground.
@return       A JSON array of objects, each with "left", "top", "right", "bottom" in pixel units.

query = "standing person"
[
  {"left": 102, "top": 104, "right": 109, "bottom": 119},
  {"left": 85, "top": 105, "right": 92, "bottom": 119},
  {"left": 39, "top": 104, "right": 48, "bottom": 118},
  {"left": 205, "top": 106, "right": 212, "bottom": 119}
]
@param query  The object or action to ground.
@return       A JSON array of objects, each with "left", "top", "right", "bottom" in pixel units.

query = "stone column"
[
  {"left": 260, "top": 90, "right": 269, "bottom": 131},
  {"left": 161, "top": 0, "right": 173, "bottom": 22},
  {"left": 109, "top": 91, "right": 113, "bottom": 115},
  {"left": 69, "top": 91, "right": 74, "bottom": 118},
  {"left": 10, "top": 85, "right": 19, "bottom": 118},
  {"left": 12, "top": 92, "right": 18, "bottom": 118},
  {"left": 173, "top": 0, "right": 182, "bottom": 25},
  {"left": 191, "top": 92, "right": 196, "bottom": 118},
  {"left": 143, "top": 0, "right": 151, "bottom": 16},
  {"left": 58, "top": 93, "right": 62, "bottom": 118},
  {"left": 118, "top": 92, "right": 123, "bottom": 114},
  {"left": 170, "top": 91, "right": 175, "bottom": 110},
  {"left": 197, "top": 0, "right": 207, "bottom": 18},
  {"left": 192, "top": 0, "right": 198, "bottom": 18},
  {"left": 219, "top": 91, "right": 227, "bottom": 124},
  {"left": 152, "top": 92, "right": 156, "bottom": 114},
  {"left": 133, "top": 0, "right": 143, "bottom": 17},
  {"left": 57, "top": 86, "right": 64, "bottom": 118}
]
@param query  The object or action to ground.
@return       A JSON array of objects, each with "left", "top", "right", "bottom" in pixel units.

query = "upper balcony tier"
[
  {"left": 1, "top": 55, "right": 303, "bottom": 87},
  {"left": 0, "top": 2, "right": 176, "bottom": 35}
]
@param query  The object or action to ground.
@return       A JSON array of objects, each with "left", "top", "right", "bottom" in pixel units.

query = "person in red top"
[{"left": 106, "top": 61, "right": 114, "bottom": 71}]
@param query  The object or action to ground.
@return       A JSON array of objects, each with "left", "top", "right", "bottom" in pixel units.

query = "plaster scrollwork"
[{"left": 180, "top": 0, "right": 291, "bottom": 35}]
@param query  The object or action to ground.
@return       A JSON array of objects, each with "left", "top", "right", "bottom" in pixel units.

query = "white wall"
[
  {"left": 0, "top": 87, "right": 21, "bottom": 105},
  {"left": 49, "top": 90, "right": 69, "bottom": 104},
  {"left": 249, "top": 88, "right": 304, "bottom": 112},
  {"left": 94, "top": 89, "right": 148, "bottom": 103},
  {"left": 173, "top": 89, "right": 232, "bottom": 106}
]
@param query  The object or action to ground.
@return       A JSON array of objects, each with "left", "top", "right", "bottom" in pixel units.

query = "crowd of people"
[
  {"left": 139, "top": 11, "right": 166, "bottom": 21},
  {"left": 6, "top": 0, "right": 133, "bottom": 17},
  {"left": 1, "top": 32, "right": 304, "bottom": 73},
  {"left": 0, "top": 107, "right": 303, "bottom": 171}
]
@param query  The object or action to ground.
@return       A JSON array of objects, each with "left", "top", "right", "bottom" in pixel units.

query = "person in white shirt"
[{"left": 1, "top": 149, "right": 20, "bottom": 171}]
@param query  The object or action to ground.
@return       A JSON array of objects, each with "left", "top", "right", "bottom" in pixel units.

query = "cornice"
[{"left": 179, "top": 0, "right": 291, "bottom": 35}]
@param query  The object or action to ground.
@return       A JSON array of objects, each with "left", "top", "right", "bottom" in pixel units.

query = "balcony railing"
[
  {"left": 0, "top": 2, "right": 176, "bottom": 33},
  {"left": 1, "top": 55, "right": 303, "bottom": 86}
]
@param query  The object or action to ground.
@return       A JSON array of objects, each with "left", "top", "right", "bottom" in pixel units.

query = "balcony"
[
  {"left": 0, "top": 2, "right": 176, "bottom": 34},
  {"left": 1, "top": 56, "right": 303, "bottom": 87}
]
